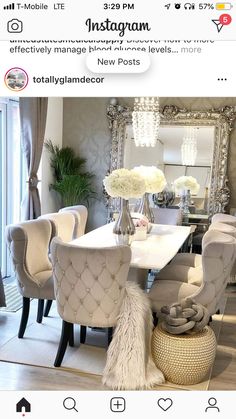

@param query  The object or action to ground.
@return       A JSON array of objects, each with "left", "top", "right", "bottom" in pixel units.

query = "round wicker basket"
[{"left": 151, "top": 325, "right": 217, "bottom": 385}]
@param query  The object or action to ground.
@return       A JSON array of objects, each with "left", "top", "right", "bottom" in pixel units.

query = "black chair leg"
[
  {"left": 80, "top": 325, "right": 87, "bottom": 344},
  {"left": 37, "top": 299, "right": 44, "bottom": 323},
  {"left": 69, "top": 324, "right": 74, "bottom": 347},
  {"left": 54, "top": 320, "right": 73, "bottom": 367},
  {"left": 153, "top": 312, "right": 158, "bottom": 328},
  {"left": 107, "top": 327, "right": 113, "bottom": 347},
  {"left": 44, "top": 300, "right": 53, "bottom": 317},
  {"left": 18, "top": 297, "right": 30, "bottom": 338}
]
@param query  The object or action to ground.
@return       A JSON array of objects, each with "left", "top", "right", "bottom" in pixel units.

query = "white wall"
[{"left": 40, "top": 97, "right": 63, "bottom": 214}]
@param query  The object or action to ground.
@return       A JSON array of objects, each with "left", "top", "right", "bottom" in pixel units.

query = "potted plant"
[
  {"left": 45, "top": 140, "right": 96, "bottom": 207},
  {"left": 151, "top": 298, "right": 217, "bottom": 385}
]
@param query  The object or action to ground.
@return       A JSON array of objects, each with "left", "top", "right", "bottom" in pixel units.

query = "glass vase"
[
  {"left": 138, "top": 192, "right": 154, "bottom": 223},
  {"left": 179, "top": 189, "right": 190, "bottom": 215},
  {"left": 113, "top": 198, "right": 135, "bottom": 246}
]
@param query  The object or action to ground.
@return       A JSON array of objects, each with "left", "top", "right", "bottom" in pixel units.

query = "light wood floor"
[{"left": 0, "top": 288, "right": 236, "bottom": 390}]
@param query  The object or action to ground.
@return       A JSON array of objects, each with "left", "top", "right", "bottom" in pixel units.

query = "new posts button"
[{"left": 86, "top": 51, "right": 150, "bottom": 73}]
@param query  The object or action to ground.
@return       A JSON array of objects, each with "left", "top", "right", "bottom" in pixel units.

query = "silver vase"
[
  {"left": 113, "top": 198, "right": 135, "bottom": 245},
  {"left": 138, "top": 192, "right": 154, "bottom": 223}
]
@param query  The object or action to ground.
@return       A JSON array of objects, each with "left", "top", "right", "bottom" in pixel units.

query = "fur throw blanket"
[{"left": 102, "top": 281, "right": 165, "bottom": 390}]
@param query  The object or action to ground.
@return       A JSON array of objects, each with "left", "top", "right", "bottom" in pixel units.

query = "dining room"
[{"left": 0, "top": 96, "right": 236, "bottom": 391}]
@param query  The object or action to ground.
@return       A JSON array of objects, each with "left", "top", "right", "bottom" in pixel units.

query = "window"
[{"left": 0, "top": 98, "right": 26, "bottom": 277}]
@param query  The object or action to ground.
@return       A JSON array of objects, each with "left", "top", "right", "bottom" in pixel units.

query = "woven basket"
[{"left": 151, "top": 325, "right": 217, "bottom": 385}]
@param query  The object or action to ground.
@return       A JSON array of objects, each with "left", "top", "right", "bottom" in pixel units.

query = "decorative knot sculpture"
[{"left": 160, "top": 298, "right": 210, "bottom": 334}]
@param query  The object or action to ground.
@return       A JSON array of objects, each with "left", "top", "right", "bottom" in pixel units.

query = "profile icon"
[
  {"left": 205, "top": 397, "right": 220, "bottom": 412},
  {"left": 4, "top": 67, "right": 28, "bottom": 91}
]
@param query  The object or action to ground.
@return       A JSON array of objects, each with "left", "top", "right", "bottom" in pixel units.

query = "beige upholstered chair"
[
  {"left": 38, "top": 212, "right": 76, "bottom": 316},
  {"left": 51, "top": 238, "right": 131, "bottom": 367},
  {"left": 212, "top": 213, "right": 236, "bottom": 227},
  {"left": 59, "top": 205, "right": 88, "bottom": 237},
  {"left": 149, "top": 230, "right": 236, "bottom": 316},
  {"left": 154, "top": 223, "right": 236, "bottom": 288},
  {"left": 152, "top": 207, "right": 182, "bottom": 225},
  {"left": 166, "top": 222, "right": 236, "bottom": 271},
  {"left": 5, "top": 219, "right": 55, "bottom": 337},
  {"left": 39, "top": 212, "right": 76, "bottom": 242}
]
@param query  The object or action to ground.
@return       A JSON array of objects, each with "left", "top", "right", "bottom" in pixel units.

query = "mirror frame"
[{"left": 107, "top": 102, "right": 236, "bottom": 217}]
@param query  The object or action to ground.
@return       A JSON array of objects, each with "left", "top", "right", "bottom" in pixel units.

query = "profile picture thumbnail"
[{"left": 4, "top": 67, "right": 28, "bottom": 91}]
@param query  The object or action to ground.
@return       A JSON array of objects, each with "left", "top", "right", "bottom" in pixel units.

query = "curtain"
[{"left": 19, "top": 98, "right": 48, "bottom": 220}]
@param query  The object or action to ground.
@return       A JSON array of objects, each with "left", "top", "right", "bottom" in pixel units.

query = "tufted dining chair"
[
  {"left": 39, "top": 212, "right": 76, "bottom": 243},
  {"left": 154, "top": 222, "right": 236, "bottom": 289},
  {"left": 165, "top": 222, "right": 236, "bottom": 269},
  {"left": 59, "top": 205, "right": 88, "bottom": 237},
  {"left": 212, "top": 213, "right": 236, "bottom": 227},
  {"left": 51, "top": 238, "right": 131, "bottom": 367},
  {"left": 5, "top": 219, "right": 55, "bottom": 338},
  {"left": 149, "top": 230, "right": 236, "bottom": 316},
  {"left": 38, "top": 211, "right": 77, "bottom": 317},
  {"left": 152, "top": 207, "right": 183, "bottom": 226}
]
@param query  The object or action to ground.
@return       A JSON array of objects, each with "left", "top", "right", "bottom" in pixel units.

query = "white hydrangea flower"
[
  {"left": 132, "top": 165, "right": 167, "bottom": 193},
  {"left": 103, "top": 168, "right": 146, "bottom": 200},
  {"left": 174, "top": 176, "right": 200, "bottom": 195}
]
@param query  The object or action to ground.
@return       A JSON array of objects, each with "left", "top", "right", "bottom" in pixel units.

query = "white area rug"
[
  {"left": 0, "top": 284, "right": 22, "bottom": 312},
  {"left": 0, "top": 313, "right": 107, "bottom": 375},
  {"left": 0, "top": 298, "right": 226, "bottom": 390}
]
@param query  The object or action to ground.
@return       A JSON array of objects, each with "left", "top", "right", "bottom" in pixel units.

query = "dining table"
[{"left": 71, "top": 222, "right": 191, "bottom": 271}]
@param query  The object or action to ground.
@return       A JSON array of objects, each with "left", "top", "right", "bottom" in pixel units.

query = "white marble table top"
[{"left": 71, "top": 223, "right": 191, "bottom": 271}]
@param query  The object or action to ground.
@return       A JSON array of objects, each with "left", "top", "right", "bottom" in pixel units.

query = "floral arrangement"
[
  {"left": 160, "top": 298, "right": 210, "bottom": 335},
  {"left": 132, "top": 165, "right": 167, "bottom": 193},
  {"left": 174, "top": 176, "right": 200, "bottom": 195},
  {"left": 103, "top": 168, "right": 146, "bottom": 200}
]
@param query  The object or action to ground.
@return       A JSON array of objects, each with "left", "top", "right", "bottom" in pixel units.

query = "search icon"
[{"left": 63, "top": 397, "right": 78, "bottom": 412}]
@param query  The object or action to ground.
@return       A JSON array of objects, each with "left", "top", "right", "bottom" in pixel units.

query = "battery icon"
[{"left": 216, "top": 3, "right": 233, "bottom": 10}]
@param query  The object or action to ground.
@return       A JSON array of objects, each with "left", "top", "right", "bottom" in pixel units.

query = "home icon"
[{"left": 16, "top": 398, "right": 31, "bottom": 413}]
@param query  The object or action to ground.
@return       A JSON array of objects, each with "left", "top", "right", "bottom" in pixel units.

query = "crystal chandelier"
[
  {"left": 181, "top": 127, "right": 198, "bottom": 166},
  {"left": 132, "top": 97, "right": 160, "bottom": 147}
]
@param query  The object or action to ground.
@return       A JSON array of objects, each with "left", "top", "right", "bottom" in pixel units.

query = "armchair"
[
  {"left": 149, "top": 230, "right": 236, "bottom": 316},
  {"left": 6, "top": 219, "right": 55, "bottom": 337},
  {"left": 51, "top": 238, "right": 131, "bottom": 367}
]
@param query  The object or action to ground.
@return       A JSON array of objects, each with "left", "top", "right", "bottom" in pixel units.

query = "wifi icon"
[{"left": 3, "top": 2, "right": 15, "bottom": 9}]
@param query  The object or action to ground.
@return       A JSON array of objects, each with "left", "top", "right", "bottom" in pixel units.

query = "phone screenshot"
[{"left": 0, "top": 0, "right": 236, "bottom": 417}]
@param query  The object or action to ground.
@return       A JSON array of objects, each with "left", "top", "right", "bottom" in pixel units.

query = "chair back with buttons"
[
  {"left": 149, "top": 230, "right": 236, "bottom": 316},
  {"left": 39, "top": 212, "right": 75, "bottom": 242},
  {"left": 6, "top": 219, "right": 55, "bottom": 338},
  {"left": 51, "top": 238, "right": 131, "bottom": 328},
  {"left": 5, "top": 219, "right": 53, "bottom": 298},
  {"left": 209, "top": 222, "right": 236, "bottom": 237},
  {"left": 59, "top": 205, "right": 88, "bottom": 237},
  {"left": 192, "top": 230, "right": 236, "bottom": 314},
  {"left": 211, "top": 213, "right": 236, "bottom": 227},
  {"left": 209, "top": 222, "right": 236, "bottom": 276}
]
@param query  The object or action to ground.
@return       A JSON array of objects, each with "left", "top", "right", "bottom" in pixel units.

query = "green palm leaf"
[{"left": 44, "top": 140, "right": 96, "bottom": 207}]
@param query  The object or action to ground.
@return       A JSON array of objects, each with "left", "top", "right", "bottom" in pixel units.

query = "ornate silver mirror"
[{"left": 107, "top": 101, "right": 236, "bottom": 217}]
